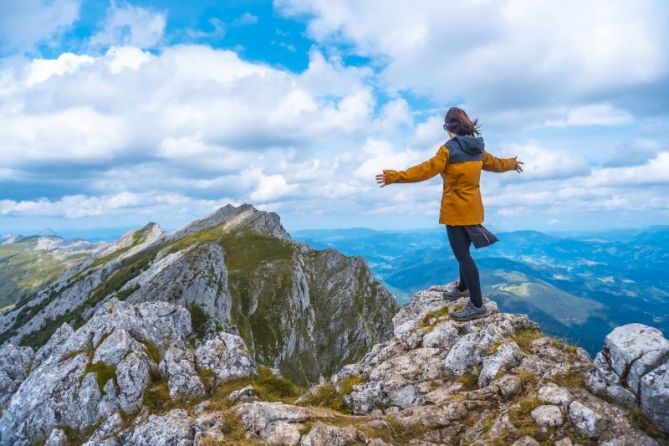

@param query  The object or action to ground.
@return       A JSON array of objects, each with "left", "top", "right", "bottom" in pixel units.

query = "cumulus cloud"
[
  {"left": 276, "top": 0, "right": 669, "bottom": 124},
  {"left": 0, "top": 191, "right": 242, "bottom": 220},
  {"left": 544, "top": 104, "right": 634, "bottom": 127},
  {"left": 585, "top": 151, "right": 669, "bottom": 187},
  {"left": 492, "top": 142, "right": 592, "bottom": 182}
]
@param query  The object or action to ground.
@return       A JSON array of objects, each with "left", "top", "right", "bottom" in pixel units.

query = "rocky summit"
[{"left": 1, "top": 281, "right": 669, "bottom": 445}]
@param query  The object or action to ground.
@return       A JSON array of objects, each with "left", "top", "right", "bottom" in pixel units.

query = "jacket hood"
[{"left": 449, "top": 135, "right": 485, "bottom": 155}]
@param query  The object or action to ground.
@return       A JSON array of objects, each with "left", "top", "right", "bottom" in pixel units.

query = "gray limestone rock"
[
  {"left": 300, "top": 421, "right": 358, "bottom": 446},
  {"left": 422, "top": 321, "right": 459, "bottom": 350},
  {"left": 530, "top": 404, "right": 564, "bottom": 430},
  {"left": 159, "top": 346, "right": 205, "bottom": 401},
  {"left": 568, "top": 400, "right": 608, "bottom": 438},
  {"left": 234, "top": 401, "right": 334, "bottom": 446},
  {"left": 639, "top": 359, "right": 669, "bottom": 433},
  {"left": 478, "top": 341, "right": 523, "bottom": 388},
  {"left": 0, "top": 343, "right": 34, "bottom": 405},
  {"left": 537, "top": 383, "right": 573, "bottom": 408},
  {"left": 194, "top": 331, "right": 256, "bottom": 383}
]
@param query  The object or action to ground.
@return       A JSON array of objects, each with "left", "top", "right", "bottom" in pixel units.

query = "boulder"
[
  {"left": 530, "top": 404, "right": 563, "bottom": 430},
  {"left": 603, "top": 324, "right": 669, "bottom": 379},
  {"left": 639, "top": 360, "right": 669, "bottom": 433},
  {"left": 195, "top": 332, "right": 256, "bottom": 383},
  {"left": 159, "top": 346, "right": 205, "bottom": 400},
  {"left": 568, "top": 400, "right": 608, "bottom": 438},
  {"left": 234, "top": 402, "right": 334, "bottom": 446},
  {"left": 478, "top": 341, "right": 523, "bottom": 388},
  {"left": 537, "top": 383, "right": 573, "bottom": 408}
]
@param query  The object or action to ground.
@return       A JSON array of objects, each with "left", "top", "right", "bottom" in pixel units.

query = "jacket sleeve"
[
  {"left": 383, "top": 145, "right": 449, "bottom": 184},
  {"left": 482, "top": 150, "right": 518, "bottom": 172}
]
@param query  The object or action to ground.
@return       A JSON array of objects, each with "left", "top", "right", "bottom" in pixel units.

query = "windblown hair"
[{"left": 445, "top": 107, "right": 481, "bottom": 136}]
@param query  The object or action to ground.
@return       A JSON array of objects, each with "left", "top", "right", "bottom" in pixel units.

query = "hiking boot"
[
  {"left": 451, "top": 300, "right": 489, "bottom": 321},
  {"left": 429, "top": 280, "right": 469, "bottom": 300}
]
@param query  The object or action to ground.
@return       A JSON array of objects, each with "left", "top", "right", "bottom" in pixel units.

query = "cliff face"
[
  {"left": 0, "top": 204, "right": 399, "bottom": 385},
  {"left": 1, "top": 283, "right": 668, "bottom": 446}
]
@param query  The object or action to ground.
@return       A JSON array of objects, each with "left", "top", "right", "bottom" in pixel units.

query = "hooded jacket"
[{"left": 382, "top": 135, "right": 518, "bottom": 225}]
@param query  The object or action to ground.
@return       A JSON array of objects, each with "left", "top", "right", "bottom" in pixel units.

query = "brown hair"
[{"left": 445, "top": 107, "right": 481, "bottom": 136}]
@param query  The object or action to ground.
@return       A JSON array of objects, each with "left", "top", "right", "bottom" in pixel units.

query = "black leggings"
[{"left": 446, "top": 225, "right": 483, "bottom": 308}]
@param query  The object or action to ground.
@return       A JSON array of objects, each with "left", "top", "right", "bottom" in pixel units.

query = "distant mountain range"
[
  {"left": 292, "top": 225, "right": 669, "bottom": 356},
  {"left": 0, "top": 235, "right": 105, "bottom": 311}
]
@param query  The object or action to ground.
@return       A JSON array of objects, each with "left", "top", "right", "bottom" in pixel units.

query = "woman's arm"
[
  {"left": 482, "top": 150, "right": 523, "bottom": 173},
  {"left": 377, "top": 145, "right": 449, "bottom": 186}
]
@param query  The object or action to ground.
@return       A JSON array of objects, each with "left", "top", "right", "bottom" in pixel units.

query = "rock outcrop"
[
  {"left": 585, "top": 322, "right": 669, "bottom": 434},
  {"left": 0, "top": 299, "right": 255, "bottom": 445},
  {"left": 3, "top": 284, "right": 666, "bottom": 445},
  {"left": 0, "top": 204, "right": 399, "bottom": 385}
]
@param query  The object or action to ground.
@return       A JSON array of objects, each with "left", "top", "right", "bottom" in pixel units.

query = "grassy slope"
[{"left": 0, "top": 242, "right": 92, "bottom": 308}]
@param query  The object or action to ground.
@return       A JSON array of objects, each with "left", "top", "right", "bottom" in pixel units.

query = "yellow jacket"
[{"left": 383, "top": 136, "right": 518, "bottom": 225}]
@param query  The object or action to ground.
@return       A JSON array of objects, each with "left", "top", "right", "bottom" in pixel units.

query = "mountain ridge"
[{"left": 0, "top": 203, "right": 399, "bottom": 386}]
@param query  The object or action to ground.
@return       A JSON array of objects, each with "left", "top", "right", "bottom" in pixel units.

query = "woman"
[{"left": 376, "top": 107, "right": 523, "bottom": 321}]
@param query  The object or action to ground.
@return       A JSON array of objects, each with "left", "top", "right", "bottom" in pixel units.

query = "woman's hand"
[
  {"left": 513, "top": 157, "right": 524, "bottom": 173},
  {"left": 375, "top": 173, "right": 388, "bottom": 187}
]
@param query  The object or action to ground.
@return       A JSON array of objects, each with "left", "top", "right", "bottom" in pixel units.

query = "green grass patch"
[
  {"left": 455, "top": 369, "right": 481, "bottom": 391},
  {"left": 84, "top": 361, "right": 117, "bottom": 393},
  {"left": 298, "top": 376, "right": 367, "bottom": 413},
  {"left": 550, "top": 369, "right": 585, "bottom": 390},
  {"left": 511, "top": 327, "right": 543, "bottom": 353},
  {"left": 484, "top": 339, "right": 505, "bottom": 356},
  {"left": 189, "top": 303, "right": 211, "bottom": 340},
  {"left": 79, "top": 247, "right": 158, "bottom": 328},
  {"left": 385, "top": 416, "right": 430, "bottom": 443},
  {"left": 143, "top": 378, "right": 170, "bottom": 412},
  {"left": 142, "top": 340, "right": 162, "bottom": 364},
  {"left": 548, "top": 337, "right": 579, "bottom": 354},
  {"left": 505, "top": 396, "right": 554, "bottom": 445},
  {"left": 143, "top": 363, "right": 170, "bottom": 412},
  {"left": 116, "top": 283, "right": 140, "bottom": 301},
  {"left": 252, "top": 366, "right": 304, "bottom": 401},
  {"left": 417, "top": 306, "right": 449, "bottom": 331}
]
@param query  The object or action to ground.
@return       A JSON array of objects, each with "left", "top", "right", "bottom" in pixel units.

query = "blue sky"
[{"left": 1, "top": 0, "right": 669, "bottom": 236}]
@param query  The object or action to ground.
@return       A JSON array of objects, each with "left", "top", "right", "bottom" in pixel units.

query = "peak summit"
[{"left": 170, "top": 203, "right": 290, "bottom": 241}]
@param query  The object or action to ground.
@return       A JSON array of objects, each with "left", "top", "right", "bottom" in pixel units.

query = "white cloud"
[
  {"left": 249, "top": 170, "right": 299, "bottom": 202},
  {"left": 276, "top": 0, "right": 669, "bottom": 122},
  {"left": 89, "top": 2, "right": 166, "bottom": 50},
  {"left": 544, "top": 104, "right": 634, "bottom": 127},
  {"left": 25, "top": 52, "right": 95, "bottom": 86},
  {"left": 492, "top": 142, "right": 592, "bottom": 181},
  {"left": 0, "top": 192, "right": 239, "bottom": 220},
  {"left": 585, "top": 151, "right": 669, "bottom": 187},
  {"left": 0, "top": 0, "right": 81, "bottom": 54}
]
